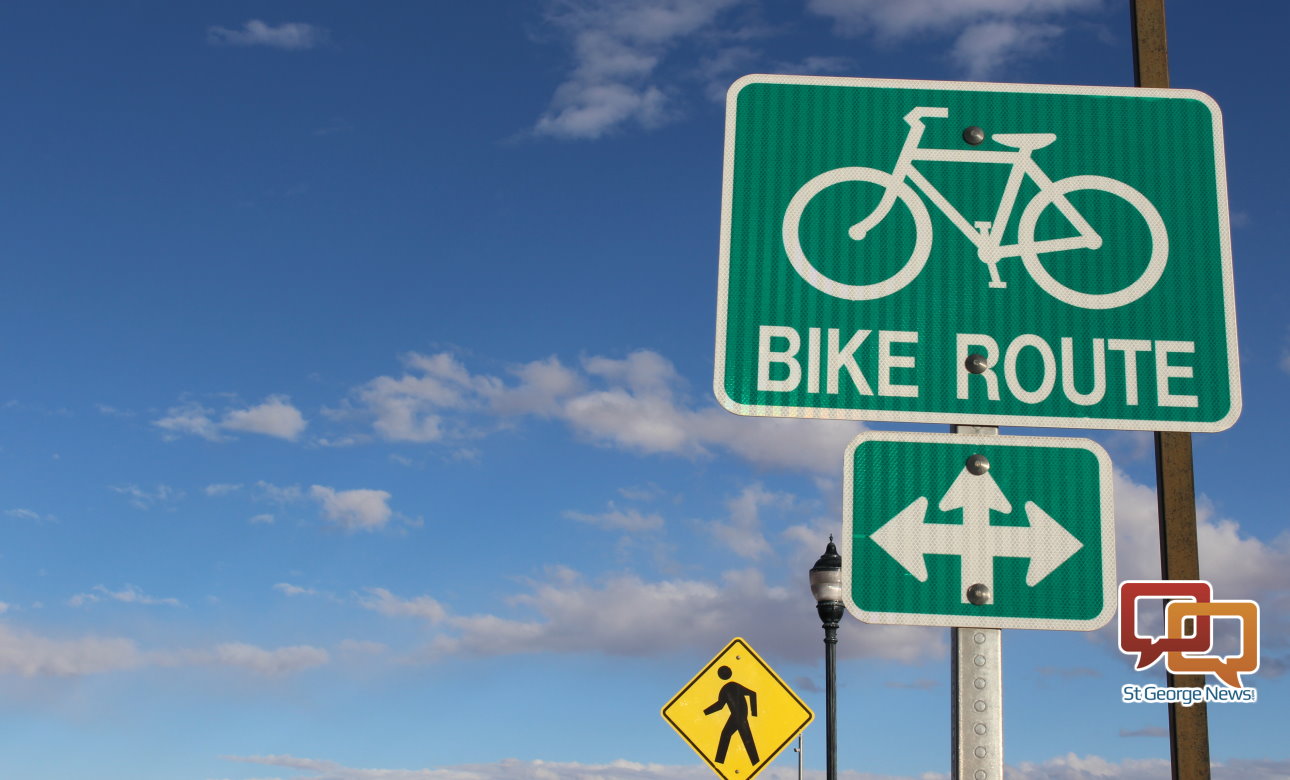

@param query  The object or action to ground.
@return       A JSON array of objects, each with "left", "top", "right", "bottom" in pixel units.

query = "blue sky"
[{"left": 0, "top": 2, "right": 1287, "bottom": 779}]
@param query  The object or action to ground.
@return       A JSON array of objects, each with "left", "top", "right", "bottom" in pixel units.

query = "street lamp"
[{"left": 810, "top": 536, "right": 843, "bottom": 780}]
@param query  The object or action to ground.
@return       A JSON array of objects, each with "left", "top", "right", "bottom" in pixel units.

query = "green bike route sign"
[
  {"left": 841, "top": 432, "right": 1116, "bottom": 630},
  {"left": 714, "top": 75, "right": 1240, "bottom": 431}
]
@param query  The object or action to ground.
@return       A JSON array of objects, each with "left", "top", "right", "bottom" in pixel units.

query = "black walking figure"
[{"left": 704, "top": 665, "right": 759, "bottom": 765}]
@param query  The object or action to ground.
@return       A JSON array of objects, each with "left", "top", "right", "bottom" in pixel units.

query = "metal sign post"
[
  {"left": 953, "top": 627, "right": 1003, "bottom": 780},
  {"left": 1131, "top": 2, "right": 1213, "bottom": 777},
  {"left": 948, "top": 425, "right": 1003, "bottom": 780}
]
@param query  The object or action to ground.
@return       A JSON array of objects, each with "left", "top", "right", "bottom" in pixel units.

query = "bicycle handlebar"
[{"left": 903, "top": 106, "right": 949, "bottom": 127}]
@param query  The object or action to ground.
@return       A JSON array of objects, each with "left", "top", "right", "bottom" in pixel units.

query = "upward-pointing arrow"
[
  {"left": 869, "top": 467, "right": 1083, "bottom": 605},
  {"left": 938, "top": 467, "right": 1012, "bottom": 603}
]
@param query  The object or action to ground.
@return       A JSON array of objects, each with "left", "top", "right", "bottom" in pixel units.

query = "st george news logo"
[{"left": 1118, "top": 580, "right": 1260, "bottom": 705}]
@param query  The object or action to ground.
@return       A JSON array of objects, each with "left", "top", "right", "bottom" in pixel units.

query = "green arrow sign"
[
  {"left": 842, "top": 432, "right": 1115, "bottom": 630},
  {"left": 714, "top": 75, "right": 1240, "bottom": 431}
]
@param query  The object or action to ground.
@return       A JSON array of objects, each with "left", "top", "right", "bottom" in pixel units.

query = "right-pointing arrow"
[{"left": 1021, "top": 501, "right": 1084, "bottom": 586}]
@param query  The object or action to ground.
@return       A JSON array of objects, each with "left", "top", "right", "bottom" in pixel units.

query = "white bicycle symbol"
[{"left": 782, "top": 107, "right": 1168, "bottom": 310}]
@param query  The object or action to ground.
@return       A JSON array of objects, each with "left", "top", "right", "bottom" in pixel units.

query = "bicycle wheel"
[
  {"left": 782, "top": 167, "right": 932, "bottom": 301},
  {"left": 1018, "top": 175, "right": 1167, "bottom": 310}
]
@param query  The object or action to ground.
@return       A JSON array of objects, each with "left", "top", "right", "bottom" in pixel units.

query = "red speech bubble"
[{"left": 1119, "top": 580, "right": 1212, "bottom": 671}]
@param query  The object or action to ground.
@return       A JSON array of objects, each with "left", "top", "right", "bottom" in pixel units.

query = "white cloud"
[
  {"left": 1009, "top": 754, "right": 1170, "bottom": 779},
  {"left": 217, "top": 481, "right": 401, "bottom": 532},
  {"left": 1196, "top": 500, "right": 1290, "bottom": 597},
  {"left": 1011, "top": 754, "right": 1290, "bottom": 780},
  {"left": 359, "top": 587, "right": 449, "bottom": 623},
  {"left": 226, "top": 754, "right": 1290, "bottom": 780},
  {"left": 696, "top": 45, "right": 759, "bottom": 101},
  {"left": 221, "top": 396, "right": 308, "bottom": 441},
  {"left": 337, "top": 639, "right": 388, "bottom": 658},
  {"left": 1110, "top": 469, "right": 1162, "bottom": 584},
  {"left": 110, "top": 483, "right": 182, "bottom": 510},
  {"left": 534, "top": 0, "right": 741, "bottom": 139},
  {"left": 583, "top": 349, "right": 679, "bottom": 395},
  {"left": 4, "top": 507, "right": 55, "bottom": 523},
  {"left": 562, "top": 388, "right": 695, "bottom": 454},
  {"left": 617, "top": 483, "right": 664, "bottom": 501},
  {"left": 564, "top": 503, "right": 664, "bottom": 532},
  {"left": 94, "top": 403, "right": 134, "bottom": 418},
  {"left": 309, "top": 486, "right": 394, "bottom": 532},
  {"left": 223, "top": 755, "right": 731, "bottom": 780},
  {"left": 555, "top": 351, "right": 863, "bottom": 471},
  {"left": 204, "top": 483, "right": 244, "bottom": 496},
  {"left": 1108, "top": 468, "right": 1290, "bottom": 602},
  {"left": 218, "top": 753, "right": 1290, "bottom": 780},
  {"left": 355, "top": 352, "right": 499, "bottom": 443},
  {"left": 0, "top": 624, "right": 143, "bottom": 677},
  {"left": 274, "top": 583, "right": 317, "bottom": 597},
  {"left": 0, "top": 622, "right": 334, "bottom": 679},
  {"left": 348, "top": 349, "right": 861, "bottom": 474},
  {"left": 194, "top": 642, "right": 330, "bottom": 676},
  {"left": 690, "top": 409, "right": 864, "bottom": 474},
  {"left": 706, "top": 483, "right": 795, "bottom": 560},
  {"left": 698, "top": 49, "right": 856, "bottom": 102},
  {"left": 806, "top": 0, "right": 1100, "bottom": 78},
  {"left": 538, "top": 82, "right": 669, "bottom": 139},
  {"left": 1103, "top": 431, "right": 1153, "bottom": 464},
  {"left": 256, "top": 481, "right": 305, "bottom": 504},
  {"left": 154, "top": 402, "right": 224, "bottom": 441},
  {"left": 781, "top": 55, "right": 854, "bottom": 75},
  {"left": 487, "top": 356, "right": 584, "bottom": 415},
  {"left": 950, "top": 21, "right": 1062, "bottom": 79},
  {"left": 155, "top": 396, "right": 308, "bottom": 442},
  {"left": 67, "top": 584, "right": 183, "bottom": 608},
  {"left": 807, "top": 0, "right": 1096, "bottom": 38},
  {"left": 414, "top": 566, "right": 940, "bottom": 664},
  {"left": 207, "top": 20, "right": 329, "bottom": 50}
]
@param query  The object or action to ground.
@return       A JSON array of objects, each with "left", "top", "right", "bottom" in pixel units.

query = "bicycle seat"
[{"left": 991, "top": 133, "right": 1057, "bottom": 150}]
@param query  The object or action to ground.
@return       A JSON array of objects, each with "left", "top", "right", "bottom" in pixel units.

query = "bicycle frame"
[{"left": 851, "top": 107, "right": 1101, "bottom": 287}]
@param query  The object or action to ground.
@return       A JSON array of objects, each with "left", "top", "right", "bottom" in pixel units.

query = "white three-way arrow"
[{"left": 869, "top": 466, "right": 1083, "bottom": 604}]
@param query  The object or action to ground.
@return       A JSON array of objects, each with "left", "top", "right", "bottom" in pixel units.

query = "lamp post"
[{"left": 810, "top": 536, "right": 844, "bottom": 780}]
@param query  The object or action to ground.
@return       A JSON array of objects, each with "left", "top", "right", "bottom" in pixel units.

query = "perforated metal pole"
[
  {"left": 949, "top": 426, "right": 1003, "bottom": 780},
  {"left": 953, "top": 628, "right": 1003, "bottom": 780},
  {"left": 1130, "top": 2, "right": 1212, "bottom": 777}
]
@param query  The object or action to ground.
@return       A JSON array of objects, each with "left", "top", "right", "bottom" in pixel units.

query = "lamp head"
[{"left": 809, "top": 536, "right": 843, "bottom": 604}]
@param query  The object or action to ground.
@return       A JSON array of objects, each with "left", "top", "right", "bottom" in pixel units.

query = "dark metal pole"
[
  {"left": 811, "top": 538, "right": 844, "bottom": 780},
  {"left": 819, "top": 601, "right": 842, "bottom": 780},
  {"left": 811, "top": 539, "right": 844, "bottom": 780},
  {"left": 1131, "top": 2, "right": 1211, "bottom": 778},
  {"left": 1154, "top": 431, "right": 1211, "bottom": 780}
]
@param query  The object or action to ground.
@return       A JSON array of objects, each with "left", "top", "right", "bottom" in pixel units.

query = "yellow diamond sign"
[{"left": 661, "top": 637, "right": 813, "bottom": 780}]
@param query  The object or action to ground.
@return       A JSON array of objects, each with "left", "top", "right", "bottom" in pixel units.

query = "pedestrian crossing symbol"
[{"left": 661, "top": 637, "right": 813, "bottom": 780}]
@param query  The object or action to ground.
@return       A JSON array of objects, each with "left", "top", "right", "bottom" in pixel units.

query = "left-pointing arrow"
[{"left": 869, "top": 497, "right": 932, "bottom": 581}]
